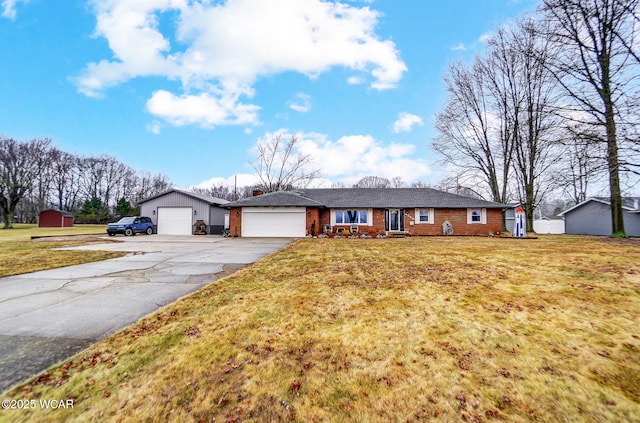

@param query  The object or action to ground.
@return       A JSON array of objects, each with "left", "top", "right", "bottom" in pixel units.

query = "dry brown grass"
[
  {"left": 0, "top": 240, "right": 124, "bottom": 278},
  {"left": 0, "top": 224, "right": 124, "bottom": 278},
  {"left": 0, "top": 224, "right": 106, "bottom": 242},
  {"left": 2, "top": 235, "right": 639, "bottom": 422}
]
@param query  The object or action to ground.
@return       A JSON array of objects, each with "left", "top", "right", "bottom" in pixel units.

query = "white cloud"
[
  {"left": 1, "top": 0, "right": 28, "bottom": 20},
  {"left": 288, "top": 92, "right": 311, "bottom": 113},
  {"left": 478, "top": 32, "right": 493, "bottom": 43},
  {"left": 147, "top": 121, "right": 162, "bottom": 134},
  {"left": 195, "top": 130, "right": 431, "bottom": 189},
  {"left": 451, "top": 32, "right": 497, "bottom": 55},
  {"left": 76, "top": 0, "right": 406, "bottom": 127},
  {"left": 145, "top": 90, "right": 261, "bottom": 128},
  {"left": 193, "top": 174, "right": 260, "bottom": 190},
  {"left": 260, "top": 129, "right": 431, "bottom": 185},
  {"left": 392, "top": 112, "right": 424, "bottom": 133}
]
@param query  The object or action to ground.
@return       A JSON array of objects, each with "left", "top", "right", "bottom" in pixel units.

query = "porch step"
[{"left": 389, "top": 232, "right": 407, "bottom": 238}]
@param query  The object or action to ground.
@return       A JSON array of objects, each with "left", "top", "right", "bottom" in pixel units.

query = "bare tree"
[
  {"left": 541, "top": 0, "right": 640, "bottom": 236},
  {"left": 434, "top": 175, "right": 487, "bottom": 199},
  {"left": 12, "top": 144, "right": 57, "bottom": 223},
  {"left": 0, "top": 136, "right": 175, "bottom": 224},
  {"left": 434, "top": 19, "right": 563, "bottom": 231},
  {"left": 115, "top": 166, "right": 138, "bottom": 206},
  {"left": 0, "top": 137, "right": 52, "bottom": 228},
  {"left": 33, "top": 146, "right": 56, "bottom": 214},
  {"left": 78, "top": 155, "right": 106, "bottom": 203},
  {"left": 251, "top": 134, "right": 320, "bottom": 192},
  {"left": 101, "top": 156, "right": 132, "bottom": 207},
  {"left": 410, "top": 181, "right": 431, "bottom": 188},
  {"left": 191, "top": 184, "right": 235, "bottom": 201},
  {"left": 133, "top": 172, "right": 172, "bottom": 202},
  {"left": 433, "top": 58, "right": 514, "bottom": 204},
  {"left": 489, "top": 20, "right": 561, "bottom": 232},
  {"left": 391, "top": 176, "right": 405, "bottom": 188},
  {"left": 77, "top": 154, "right": 132, "bottom": 209},
  {"left": 554, "top": 124, "right": 607, "bottom": 203},
  {"left": 353, "top": 176, "right": 391, "bottom": 188},
  {"left": 48, "top": 149, "right": 81, "bottom": 211}
]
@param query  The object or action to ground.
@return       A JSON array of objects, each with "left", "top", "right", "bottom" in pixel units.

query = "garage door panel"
[
  {"left": 242, "top": 208, "right": 305, "bottom": 237},
  {"left": 157, "top": 207, "right": 192, "bottom": 235}
]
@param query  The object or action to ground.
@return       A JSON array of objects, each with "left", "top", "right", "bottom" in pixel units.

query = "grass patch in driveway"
[
  {"left": 0, "top": 224, "right": 106, "bottom": 242},
  {"left": 2, "top": 236, "right": 639, "bottom": 422},
  {"left": 0, "top": 240, "right": 125, "bottom": 278}
]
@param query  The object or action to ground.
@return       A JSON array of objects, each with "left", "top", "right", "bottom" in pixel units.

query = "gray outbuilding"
[
  {"left": 138, "top": 189, "right": 229, "bottom": 235},
  {"left": 559, "top": 197, "right": 640, "bottom": 237}
]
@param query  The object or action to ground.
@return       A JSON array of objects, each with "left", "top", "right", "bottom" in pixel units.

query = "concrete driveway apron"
[{"left": 0, "top": 236, "right": 293, "bottom": 392}]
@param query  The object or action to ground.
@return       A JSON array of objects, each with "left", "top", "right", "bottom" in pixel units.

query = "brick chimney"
[{"left": 252, "top": 189, "right": 264, "bottom": 197}]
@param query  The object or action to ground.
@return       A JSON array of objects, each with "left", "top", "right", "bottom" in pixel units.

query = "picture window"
[{"left": 335, "top": 209, "right": 368, "bottom": 225}]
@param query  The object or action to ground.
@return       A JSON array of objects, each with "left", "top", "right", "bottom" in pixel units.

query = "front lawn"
[
  {"left": 0, "top": 224, "right": 106, "bottom": 242},
  {"left": 2, "top": 236, "right": 639, "bottom": 422},
  {"left": 0, "top": 224, "right": 124, "bottom": 278}
]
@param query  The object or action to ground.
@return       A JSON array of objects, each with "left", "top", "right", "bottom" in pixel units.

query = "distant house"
[
  {"left": 138, "top": 188, "right": 229, "bottom": 235},
  {"left": 559, "top": 197, "right": 640, "bottom": 237},
  {"left": 38, "top": 209, "right": 74, "bottom": 228},
  {"left": 224, "top": 188, "right": 506, "bottom": 238}
]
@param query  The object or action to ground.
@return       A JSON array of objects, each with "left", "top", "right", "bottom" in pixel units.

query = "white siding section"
[
  {"left": 533, "top": 219, "right": 565, "bottom": 234},
  {"left": 140, "top": 191, "right": 211, "bottom": 226},
  {"left": 242, "top": 207, "right": 306, "bottom": 237}
]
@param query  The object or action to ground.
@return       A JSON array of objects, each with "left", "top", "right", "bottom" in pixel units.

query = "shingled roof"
[
  {"left": 560, "top": 196, "right": 640, "bottom": 215},
  {"left": 225, "top": 191, "right": 323, "bottom": 207},
  {"left": 41, "top": 209, "right": 74, "bottom": 217},
  {"left": 138, "top": 188, "right": 229, "bottom": 206},
  {"left": 226, "top": 188, "right": 505, "bottom": 209}
]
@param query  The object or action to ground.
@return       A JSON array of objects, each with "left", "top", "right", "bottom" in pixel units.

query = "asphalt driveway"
[{"left": 0, "top": 236, "right": 293, "bottom": 392}]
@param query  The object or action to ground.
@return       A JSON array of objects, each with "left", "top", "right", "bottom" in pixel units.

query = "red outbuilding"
[{"left": 38, "top": 209, "right": 74, "bottom": 227}]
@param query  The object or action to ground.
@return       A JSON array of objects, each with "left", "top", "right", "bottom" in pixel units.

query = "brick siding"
[
  {"left": 231, "top": 207, "right": 503, "bottom": 237},
  {"left": 317, "top": 208, "right": 502, "bottom": 236},
  {"left": 229, "top": 207, "right": 242, "bottom": 237},
  {"left": 306, "top": 208, "right": 321, "bottom": 236},
  {"left": 405, "top": 208, "right": 502, "bottom": 236}
]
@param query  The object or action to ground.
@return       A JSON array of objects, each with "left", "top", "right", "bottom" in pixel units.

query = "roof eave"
[{"left": 138, "top": 188, "right": 228, "bottom": 206}]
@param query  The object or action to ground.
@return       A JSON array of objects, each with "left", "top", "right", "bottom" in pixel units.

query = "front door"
[{"left": 386, "top": 209, "right": 404, "bottom": 232}]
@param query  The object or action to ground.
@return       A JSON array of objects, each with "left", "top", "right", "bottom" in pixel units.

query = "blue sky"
[{"left": 0, "top": 0, "right": 539, "bottom": 189}]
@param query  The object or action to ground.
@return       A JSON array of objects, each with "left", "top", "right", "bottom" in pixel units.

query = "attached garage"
[
  {"left": 242, "top": 207, "right": 306, "bottom": 237},
  {"left": 157, "top": 207, "right": 193, "bottom": 235}
]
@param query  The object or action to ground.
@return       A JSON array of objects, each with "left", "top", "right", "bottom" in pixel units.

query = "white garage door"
[
  {"left": 242, "top": 207, "right": 306, "bottom": 237},
  {"left": 157, "top": 207, "right": 192, "bottom": 235}
]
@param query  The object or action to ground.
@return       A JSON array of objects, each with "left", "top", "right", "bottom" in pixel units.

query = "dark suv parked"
[{"left": 106, "top": 216, "right": 154, "bottom": 236}]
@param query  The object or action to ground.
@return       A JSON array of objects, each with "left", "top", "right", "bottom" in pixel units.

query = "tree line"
[
  {"left": 433, "top": 0, "right": 639, "bottom": 236},
  {"left": 0, "top": 137, "right": 172, "bottom": 228}
]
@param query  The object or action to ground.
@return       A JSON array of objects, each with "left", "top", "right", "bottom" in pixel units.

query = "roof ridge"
[{"left": 138, "top": 188, "right": 229, "bottom": 205}]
